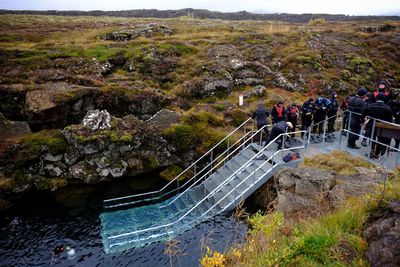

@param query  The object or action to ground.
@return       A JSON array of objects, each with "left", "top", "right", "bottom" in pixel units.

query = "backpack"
[{"left": 283, "top": 152, "right": 301, "bottom": 162}]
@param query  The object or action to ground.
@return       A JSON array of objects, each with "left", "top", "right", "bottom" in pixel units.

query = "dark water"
[{"left": 0, "top": 175, "right": 248, "bottom": 267}]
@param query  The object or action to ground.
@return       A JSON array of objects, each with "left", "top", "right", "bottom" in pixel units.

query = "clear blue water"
[{"left": 0, "top": 175, "right": 248, "bottom": 267}]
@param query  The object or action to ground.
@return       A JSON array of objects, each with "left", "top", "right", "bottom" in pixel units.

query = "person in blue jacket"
[{"left": 327, "top": 91, "right": 339, "bottom": 139}]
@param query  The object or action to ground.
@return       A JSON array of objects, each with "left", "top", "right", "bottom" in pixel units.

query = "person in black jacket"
[
  {"left": 301, "top": 97, "right": 315, "bottom": 138},
  {"left": 347, "top": 87, "right": 369, "bottom": 149},
  {"left": 252, "top": 103, "right": 270, "bottom": 144},
  {"left": 265, "top": 121, "right": 293, "bottom": 150},
  {"left": 271, "top": 101, "right": 286, "bottom": 124},
  {"left": 312, "top": 97, "right": 331, "bottom": 140},
  {"left": 327, "top": 91, "right": 339, "bottom": 139},
  {"left": 341, "top": 96, "right": 350, "bottom": 136},
  {"left": 362, "top": 93, "right": 393, "bottom": 158}
]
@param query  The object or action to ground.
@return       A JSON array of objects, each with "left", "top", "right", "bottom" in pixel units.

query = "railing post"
[
  {"left": 322, "top": 118, "right": 327, "bottom": 144},
  {"left": 370, "top": 118, "right": 376, "bottom": 148},
  {"left": 210, "top": 150, "right": 213, "bottom": 177},
  {"left": 396, "top": 150, "right": 400, "bottom": 167},
  {"left": 243, "top": 122, "right": 247, "bottom": 147},
  {"left": 339, "top": 111, "right": 344, "bottom": 148},
  {"left": 307, "top": 126, "right": 311, "bottom": 146}
]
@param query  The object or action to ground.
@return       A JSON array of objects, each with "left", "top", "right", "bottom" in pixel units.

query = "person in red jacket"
[
  {"left": 271, "top": 101, "right": 286, "bottom": 124},
  {"left": 286, "top": 102, "right": 299, "bottom": 139}
]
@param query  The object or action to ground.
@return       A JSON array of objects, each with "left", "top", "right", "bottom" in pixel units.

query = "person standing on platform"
[
  {"left": 271, "top": 101, "right": 286, "bottom": 124},
  {"left": 361, "top": 93, "right": 393, "bottom": 158},
  {"left": 252, "top": 103, "right": 270, "bottom": 145},
  {"left": 327, "top": 91, "right": 339, "bottom": 139},
  {"left": 341, "top": 96, "right": 350, "bottom": 136},
  {"left": 301, "top": 97, "right": 315, "bottom": 139},
  {"left": 347, "top": 87, "right": 368, "bottom": 149},
  {"left": 312, "top": 97, "right": 331, "bottom": 141},
  {"left": 286, "top": 102, "right": 299, "bottom": 139}
]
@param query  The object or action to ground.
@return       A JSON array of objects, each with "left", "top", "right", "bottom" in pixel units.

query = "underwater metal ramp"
[{"left": 100, "top": 112, "right": 400, "bottom": 253}]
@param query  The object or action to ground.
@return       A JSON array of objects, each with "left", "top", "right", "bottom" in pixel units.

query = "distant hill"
[{"left": 0, "top": 8, "right": 399, "bottom": 23}]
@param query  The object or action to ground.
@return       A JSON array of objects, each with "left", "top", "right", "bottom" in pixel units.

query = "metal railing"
[
  {"left": 103, "top": 118, "right": 255, "bottom": 209},
  {"left": 160, "top": 125, "right": 270, "bottom": 209},
  {"left": 339, "top": 110, "right": 400, "bottom": 167},
  {"left": 106, "top": 131, "right": 306, "bottom": 247}
]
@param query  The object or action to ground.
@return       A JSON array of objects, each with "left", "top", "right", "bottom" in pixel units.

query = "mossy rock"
[
  {"left": 159, "top": 165, "right": 184, "bottom": 181},
  {"left": 163, "top": 124, "right": 200, "bottom": 151},
  {"left": 182, "top": 111, "right": 225, "bottom": 128},
  {"left": 13, "top": 130, "right": 67, "bottom": 165},
  {"left": 0, "top": 178, "right": 15, "bottom": 192},
  {"left": 34, "top": 177, "right": 68, "bottom": 191},
  {"left": 212, "top": 103, "right": 228, "bottom": 111},
  {"left": 340, "top": 70, "right": 352, "bottom": 81},
  {"left": 345, "top": 55, "right": 373, "bottom": 74},
  {"left": 226, "top": 109, "right": 248, "bottom": 127}
]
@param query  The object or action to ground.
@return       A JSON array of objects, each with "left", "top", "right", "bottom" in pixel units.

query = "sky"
[{"left": 1, "top": 0, "right": 399, "bottom": 16}]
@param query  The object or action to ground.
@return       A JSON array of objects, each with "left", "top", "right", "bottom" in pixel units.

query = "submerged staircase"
[{"left": 100, "top": 119, "right": 306, "bottom": 253}]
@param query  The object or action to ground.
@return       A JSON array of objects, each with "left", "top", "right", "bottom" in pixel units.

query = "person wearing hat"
[
  {"left": 301, "top": 97, "right": 315, "bottom": 138},
  {"left": 347, "top": 87, "right": 369, "bottom": 149},
  {"left": 327, "top": 91, "right": 339, "bottom": 139},
  {"left": 265, "top": 121, "right": 293, "bottom": 150},
  {"left": 361, "top": 92, "right": 393, "bottom": 158},
  {"left": 286, "top": 102, "right": 299, "bottom": 139},
  {"left": 271, "top": 101, "right": 286, "bottom": 124}
]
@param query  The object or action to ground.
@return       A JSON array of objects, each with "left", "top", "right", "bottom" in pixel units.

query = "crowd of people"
[{"left": 252, "top": 79, "right": 400, "bottom": 158}]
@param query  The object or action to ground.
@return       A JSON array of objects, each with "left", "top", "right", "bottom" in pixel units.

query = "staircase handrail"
[
  {"left": 108, "top": 129, "right": 257, "bottom": 210},
  {"left": 107, "top": 131, "right": 301, "bottom": 242},
  {"left": 186, "top": 140, "right": 306, "bottom": 227},
  {"left": 103, "top": 117, "right": 254, "bottom": 208},
  {"left": 160, "top": 125, "right": 270, "bottom": 209}
]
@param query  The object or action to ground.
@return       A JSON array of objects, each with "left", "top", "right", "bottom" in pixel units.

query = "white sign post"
[{"left": 239, "top": 94, "right": 244, "bottom": 106}]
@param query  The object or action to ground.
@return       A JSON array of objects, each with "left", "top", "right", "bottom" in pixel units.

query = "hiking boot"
[
  {"left": 341, "top": 131, "right": 347, "bottom": 136},
  {"left": 367, "top": 152, "right": 379, "bottom": 159},
  {"left": 348, "top": 144, "right": 361, "bottom": 149},
  {"left": 361, "top": 139, "right": 367, "bottom": 147}
]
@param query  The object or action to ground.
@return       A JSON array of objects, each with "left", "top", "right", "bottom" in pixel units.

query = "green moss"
[
  {"left": 15, "top": 50, "right": 52, "bottom": 68},
  {"left": 110, "top": 132, "right": 134, "bottom": 143},
  {"left": 34, "top": 177, "right": 68, "bottom": 191},
  {"left": 212, "top": 103, "right": 228, "bottom": 111},
  {"left": 227, "top": 109, "right": 248, "bottom": 127},
  {"left": 84, "top": 45, "right": 121, "bottom": 62},
  {"left": 13, "top": 130, "right": 67, "bottom": 165},
  {"left": 164, "top": 124, "right": 199, "bottom": 151},
  {"left": 182, "top": 111, "right": 225, "bottom": 128},
  {"left": 159, "top": 165, "right": 184, "bottom": 181},
  {"left": 340, "top": 69, "right": 352, "bottom": 81},
  {"left": 346, "top": 55, "right": 373, "bottom": 73},
  {"left": 158, "top": 43, "right": 198, "bottom": 56}
]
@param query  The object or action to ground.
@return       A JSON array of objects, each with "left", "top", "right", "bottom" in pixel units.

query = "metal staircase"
[
  {"left": 100, "top": 119, "right": 306, "bottom": 253},
  {"left": 100, "top": 111, "right": 400, "bottom": 254}
]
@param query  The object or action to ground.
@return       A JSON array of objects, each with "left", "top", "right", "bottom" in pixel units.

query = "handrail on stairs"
[
  {"left": 194, "top": 144, "right": 306, "bottom": 226},
  {"left": 160, "top": 125, "right": 270, "bottom": 209},
  {"left": 340, "top": 110, "right": 400, "bottom": 166},
  {"left": 106, "top": 130, "right": 305, "bottom": 244},
  {"left": 103, "top": 117, "right": 255, "bottom": 208}
]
